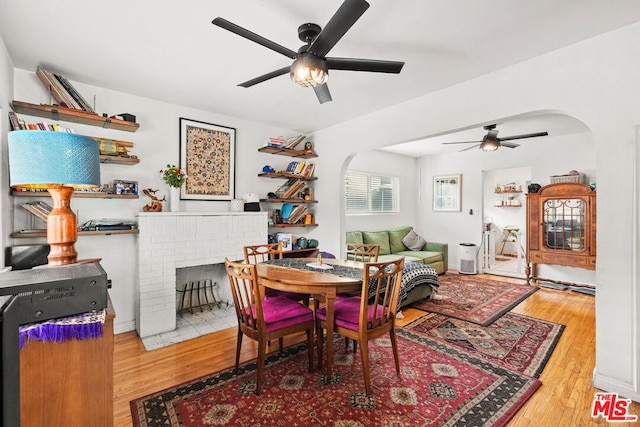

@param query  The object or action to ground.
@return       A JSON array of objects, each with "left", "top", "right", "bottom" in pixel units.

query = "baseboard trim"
[
  {"left": 114, "top": 320, "right": 136, "bottom": 335},
  {"left": 592, "top": 371, "right": 640, "bottom": 402}
]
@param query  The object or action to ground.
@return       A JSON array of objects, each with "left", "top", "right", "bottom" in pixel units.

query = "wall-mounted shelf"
[
  {"left": 12, "top": 100, "right": 139, "bottom": 132},
  {"left": 11, "top": 190, "right": 138, "bottom": 199},
  {"left": 11, "top": 229, "right": 139, "bottom": 238},
  {"left": 100, "top": 155, "right": 140, "bottom": 165},
  {"left": 258, "top": 172, "right": 317, "bottom": 180},
  {"left": 269, "top": 223, "right": 318, "bottom": 228},
  {"left": 260, "top": 198, "right": 317, "bottom": 204},
  {"left": 258, "top": 146, "right": 317, "bottom": 158}
]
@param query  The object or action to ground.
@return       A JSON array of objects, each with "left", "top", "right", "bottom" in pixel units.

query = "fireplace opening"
[{"left": 175, "top": 263, "right": 231, "bottom": 313}]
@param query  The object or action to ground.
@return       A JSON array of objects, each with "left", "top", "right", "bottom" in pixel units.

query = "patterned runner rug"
[
  {"left": 411, "top": 274, "right": 537, "bottom": 326},
  {"left": 131, "top": 328, "right": 540, "bottom": 426},
  {"left": 405, "top": 312, "right": 564, "bottom": 377}
]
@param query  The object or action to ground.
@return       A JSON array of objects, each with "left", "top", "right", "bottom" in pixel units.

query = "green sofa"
[{"left": 345, "top": 226, "right": 448, "bottom": 274}]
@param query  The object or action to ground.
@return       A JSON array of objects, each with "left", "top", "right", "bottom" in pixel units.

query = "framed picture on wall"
[
  {"left": 433, "top": 174, "right": 461, "bottom": 212},
  {"left": 179, "top": 118, "right": 236, "bottom": 201}
]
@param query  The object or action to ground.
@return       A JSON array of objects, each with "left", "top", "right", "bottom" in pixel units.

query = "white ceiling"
[{"left": 1, "top": 0, "right": 638, "bottom": 151}]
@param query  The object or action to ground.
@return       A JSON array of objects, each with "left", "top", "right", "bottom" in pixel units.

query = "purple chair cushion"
[
  {"left": 246, "top": 297, "right": 313, "bottom": 332},
  {"left": 316, "top": 296, "right": 388, "bottom": 331}
]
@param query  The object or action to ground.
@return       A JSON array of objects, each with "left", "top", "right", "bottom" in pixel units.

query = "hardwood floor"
[{"left": 113, "top": 273, "right": 640, "bottom": 426}]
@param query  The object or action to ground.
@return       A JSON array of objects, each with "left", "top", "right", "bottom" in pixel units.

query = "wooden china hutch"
[{"left": 525, "top": 183, "right": 596, "bottom": 286}]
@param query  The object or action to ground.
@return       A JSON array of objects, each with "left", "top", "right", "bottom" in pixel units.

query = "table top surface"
[{"left": 256, "top": 258, "right": 364, "bottom": 286}]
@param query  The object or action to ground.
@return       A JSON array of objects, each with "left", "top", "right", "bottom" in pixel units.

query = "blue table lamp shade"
[
  {"left": 8, "top": 131, "right": 101, "bottom": 265},
  {"left": 8, "top": 131, "right": 100, "bottom": 188}
]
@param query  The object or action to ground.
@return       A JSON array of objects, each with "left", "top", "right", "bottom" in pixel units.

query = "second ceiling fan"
[
  {"left": 443, "top": 124, "right": 549, "bottom": 152},
  {"left": 212, "top": 0, "right": 404, "bottom": 104}
]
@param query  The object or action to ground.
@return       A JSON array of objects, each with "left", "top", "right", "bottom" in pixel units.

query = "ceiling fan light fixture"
[
  {"left": 290, "top": 53, "right": 328, "bottom": 87},
  {"left": 480, "top": 140, "right": 500, "bottom": 152}
]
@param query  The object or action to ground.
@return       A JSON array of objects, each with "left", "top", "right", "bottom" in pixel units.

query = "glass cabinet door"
[{"left": 542, "top": 198, "right": 586, "bottom": 251}]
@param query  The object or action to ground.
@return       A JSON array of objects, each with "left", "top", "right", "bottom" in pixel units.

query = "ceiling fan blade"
[
  {"left": 442, "top": 141, "right": 483, "bottom": 145},
  {"left": 500, "top": 142, "right": 520, "bottom": 149},
  {"left": 238, "top": 66, "right": 291, "bottom": 88},
  {"left": 313, "top": 83, "right": 332, "bottom": 104},
  {"left": 212, "top": 17, "right": 297, "bottom": 59},
  {"left": 308, "top": 0, "right": 370, "bottom": 58},
  {"left": 326, "top": 57, "right": 404, "bottom": 73},
  {"left": 499, "top": 131, "right": 549, "bottom": 142},
  {"left": 460, "top": 144, "right": 480, "bottom": 152}
]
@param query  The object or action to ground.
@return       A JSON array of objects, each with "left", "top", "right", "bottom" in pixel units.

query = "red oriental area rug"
[
  {"left": 411, "top": 274, "right": 537, "bottom": 326},
  {"left": 131, "top": 328, "right": 540, "bottom": 426},
  {"left": 405, "top": 312, "right": 564, "bottom": 377}
]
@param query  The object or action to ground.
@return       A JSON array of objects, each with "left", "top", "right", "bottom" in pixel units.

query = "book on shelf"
[
  {"left": 301, "top": 163, "right": 315, "bottom": 177},
  {"left": 284, "top": 134, "right": 306, "bottom": 149},
  {"left": 287, "top": 205, "right": 308, "bottom": 224},
  {"left": 8, "top": 111, "right": 20, "bottom": 131},
  {"left": 34, "top": 65, "right": 95, "bottom": 112},
  {"left": 282, "top": 180, "right": 305, "bottom": 199},
  {"left": 53, "top": 73, "right": 95, "bottom": 112},
  {"left": 36, "top": 65, "right": 77, "bottom": 109},
  {"left": 20, "top": 201, "right": 53, "bottom": 222},
  {"left": 264, "top": 136, "right": 285, "bottom": 148}
]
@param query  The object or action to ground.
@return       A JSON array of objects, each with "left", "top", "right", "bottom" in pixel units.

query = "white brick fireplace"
[{"left": 136, "top": 211, "right": 268, "bottom": 337}]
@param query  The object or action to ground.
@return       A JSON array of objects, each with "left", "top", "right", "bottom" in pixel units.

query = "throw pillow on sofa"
[
  {"left": 362, "top": 231, "right": 391, "bottom": 255},
  {"left": 402, "top": 229, "right": 426, "bottom": 251},
  {"left": 388, "top": 226, "right": 413, "bottom": 253}
]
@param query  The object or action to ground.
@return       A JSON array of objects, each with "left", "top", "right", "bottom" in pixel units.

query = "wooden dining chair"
[
  {"left": 243, "top": 242, "right": 310, "bottom": 306},
  {"left": 346, "top": 243, "right": 380, "bottom": 262},
  {"left": 340, "top": 243, "right": 382, "bottom": 351},
  {"left": 224, "top": 258, "right": 315, "bottom": 395},
  {"left": 315, "top": 258, "right": 405, "bottom": 395}
]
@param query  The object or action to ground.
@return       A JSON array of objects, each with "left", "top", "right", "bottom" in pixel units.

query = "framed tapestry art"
[
  {"left": 433, "top": 174, "right": 461, "bottom": 212},
  {"left": 179, "top": 118, "right": 236, "bottom": 201}
]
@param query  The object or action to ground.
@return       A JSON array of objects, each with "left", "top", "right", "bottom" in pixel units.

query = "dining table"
[{"left": 256, "top": 257, "right": 365, "bottom": 382}]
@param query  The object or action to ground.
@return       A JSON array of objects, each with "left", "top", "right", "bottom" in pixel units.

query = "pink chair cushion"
[
  {"left": 246, "top": 296, "right": 313, "bottom": 332},
  {"left": 316, "top": 296, "right": 388, "bottom": 331}
]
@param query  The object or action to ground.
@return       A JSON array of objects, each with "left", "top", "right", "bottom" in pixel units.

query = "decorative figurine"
[{"left": 304, "top": 141, "right": 313, "bottom": 152}]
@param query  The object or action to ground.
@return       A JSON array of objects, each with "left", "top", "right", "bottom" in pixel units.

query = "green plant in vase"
[{"left": 160, "top": 164, "right": 186, "bottom": 211}]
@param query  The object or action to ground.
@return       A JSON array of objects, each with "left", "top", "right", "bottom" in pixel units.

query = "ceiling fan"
[
  {"left": 442, "top": 124, "right": 549, "bottom": 152},
  {"left": 211, "top": 0, "right": 404, "bottom": 104}
]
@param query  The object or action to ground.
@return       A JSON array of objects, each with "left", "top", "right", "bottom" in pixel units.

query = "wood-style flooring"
[{"left": 113, "top": 273, "right": 640, "bottom": 426}]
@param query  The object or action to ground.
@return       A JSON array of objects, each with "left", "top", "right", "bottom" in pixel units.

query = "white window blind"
[{"left": 345, "top": 172, "right": 399, "bottom": 214}]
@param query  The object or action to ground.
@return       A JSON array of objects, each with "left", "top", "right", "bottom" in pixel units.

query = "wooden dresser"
[{"left": 20, "top": 299, "right": 115, "bottom": 426}]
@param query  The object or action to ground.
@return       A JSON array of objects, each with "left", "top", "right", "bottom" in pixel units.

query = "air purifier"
[{"left": 459, "top": 243, "right": 477, "bottom": 274}]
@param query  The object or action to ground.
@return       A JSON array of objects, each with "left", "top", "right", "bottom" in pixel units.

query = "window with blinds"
[{"left": 345, "top": 172, "right": 399, "bottom": 214}]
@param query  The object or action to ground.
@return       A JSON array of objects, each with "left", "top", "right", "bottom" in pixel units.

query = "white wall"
[
  {"left": 311, "top": 24, "right": 640, "bottom": 400},
  {"left": 344, "top": 149, "right": 417, "bottom": 237},
  {"left": 0, "top": 35, "right": 14, "bottom": 268},
  {"left": 9, "top": 69, "right": 299, "bottom": 333}
]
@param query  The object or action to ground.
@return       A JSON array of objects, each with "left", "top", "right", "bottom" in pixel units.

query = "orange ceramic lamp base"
[{"left": 46, "top": 185, "right": 78, "bottom": 265}]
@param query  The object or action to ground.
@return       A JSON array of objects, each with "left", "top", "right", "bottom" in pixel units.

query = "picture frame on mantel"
[
  {"left": 179, "top": 118, "right": 236, "bottom": 201},
  {"left": 433, "top": 174, "right": 461, "bottom": 212}
]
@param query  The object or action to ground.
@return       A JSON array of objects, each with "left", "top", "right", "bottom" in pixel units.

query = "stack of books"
[
  {"left": 20, "top": 201, "right": 53, "bottom": 222},
  {"left": 276, "top": 178, "right": 306, "bottom": 199},
  {"left": 35, "top": 66, "right": 95, "bottom": 112},
  {"left": 8, "top": 111, "right": 75, "bottom": 132},
  {"left": 264, "top": 137, "right": 286, "bottom": 148},
  {"left": 286, "top": 161, "right": 315, "bottom": 177}
]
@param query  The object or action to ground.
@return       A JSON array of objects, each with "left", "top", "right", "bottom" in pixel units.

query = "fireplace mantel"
[{"left": 136, "top": 211, "right": 268, "bottom": 337}]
